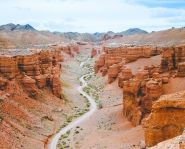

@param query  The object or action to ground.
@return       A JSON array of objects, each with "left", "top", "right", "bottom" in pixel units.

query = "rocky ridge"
[
  {"left": 94, "top": 44, "right": 185, "bottom": 147},
  {"left": 0, "top": 43, "right": 79, "bottom": 149}
]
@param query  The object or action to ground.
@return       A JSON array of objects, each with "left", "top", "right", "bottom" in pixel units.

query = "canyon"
[
  {"left": 95, "top": 44, "right": 185, "bottom": 147},
  {"left": 0, "top": 44, "right": 80, "bottom": 149},
  {"left": 0, "top": 24, "right": 185, "bottom": 149}
]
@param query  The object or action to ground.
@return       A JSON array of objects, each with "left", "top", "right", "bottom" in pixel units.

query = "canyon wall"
[
  {"left": 143, "top": 91, "right": 185, "bottom": 147},
  {"left": 94, "top": 45, "right": 160, "bottom": 83},
  {"left": 160, "top": 45, "right": 185, "bottom": 73},
  {"left": 94, "top": 44, "right": 185, "bottom": 147},
  {"left": 0, "top": 48, "right": 63, "bottom": 98},
  {"left": 0, "top": 44, "right": 79, "bottom": 149}
]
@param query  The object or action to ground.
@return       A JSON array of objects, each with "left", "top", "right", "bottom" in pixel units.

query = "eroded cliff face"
[
  {"left": 143, "top": 91, "right": 185, "bottom": 147},
  {"left": 94, "top": 45, "right": 160, "bottom": 83},
  {"left": 0, "top": 44, "right": 79, "bottom": 149},
  {"left": 0, "top": 49, "right": 63, "bottom": 98},
  {"left": 122, "top": 69, "right": 163, "bottom": 126},
  {"left": 94, "top": 44, "right": 185, "bottom": 147},
  {"left": 149, "top": 130, "right": 185, "bottom": 149},
  {"left": 53, "top": 44, "right": 80, "bottom": 57},
  {"left": 160, "top": 45, "right": 185, "bottom": 74}
]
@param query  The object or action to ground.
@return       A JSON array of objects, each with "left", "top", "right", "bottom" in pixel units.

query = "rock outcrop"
[
  {"left": 149, "top": 130, "right": 185, "bottom": 149},
  {"left": 53, "top": 44, "right": 79, "bottom": 58},
  {"left": 94, "top": 44, "right": 185, "bottom": 147},
  {"left": 177, "top": 62, "right": 185, "bottom": 77},
  {"left": 91, "top": 48, "right": 97, "bottom": 58},
  {"left": 95, "top": 45, "right": 160, "bottom": 83},
  {"left": 0, "top": 49, "right": 63, "bottom": 98},
  {"left": 122, "top": 69, "right": 163, "bottom": 126},
  {"left": 143, "top": 91, "right": 185, "bottom": 147},
  {"left": 160, "top": 45, "right": 185, "bottom": 74},
  {"left": 0, "top": 44, "right": 80, "bottom": 149},
  {"left": 118, "top": 68, "right": 133, "bottom": 88}
]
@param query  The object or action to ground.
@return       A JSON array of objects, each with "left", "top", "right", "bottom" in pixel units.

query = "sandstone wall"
[
  {"left": 0, "top": 44, "right": 80, "bottom": 149},
  {"left": 53, "top": 44, "right": 79, "bottom": 57},
  {"left": 122, "top": 68, "right": 163, "bottom": 126},
  {"left": 143, "top": 91, "right": 185, "bottom": 147},
  {"left": 94, "top": 44, "right": 185, "bottom": 147},
  {"left": 0, "top": 49, "right": 63, "bottom": 98},
  {"left": 94, "top": 46, "right": 160, "bottom": 83},
  {"left": 160, "top": 45, "right": 185, "bottom": 74},
  {"left": 91, "top": 48, "right": 97, "bottom": 58}
]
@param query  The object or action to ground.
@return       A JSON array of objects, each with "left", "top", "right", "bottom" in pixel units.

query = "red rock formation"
[
  {"left": 52, "top": 43, "right": 79, "bottom": 58},
  {"left": 94, "top": 54, "right": 105, "bottom": 73},
  {"left": 95, "top": 45, "right": 160, "bottom": 83},
  {"left": 123, "top": 78, "right": 142, "bottom": 126},
  {"left": 149, "top": 130, "right": 185, "bottom": 149},
  {"left": 91, "top": 48, "right": 97, "bottom": 58},
  {"left": 143, "top": 91, "right": 185, "bottom": 147},
  {"left": 0, "top": 46, "right": 70, "bottom": 149},
  {"left": 35, "top": 75, "right": 46, "bottom": 89},
  {"left": 122, "top": 68, "right": 163, "bottom": 126},
  {"left": 0, "top": 57, "right": 19, "bottom": 79},
  {"left": 177, "top": 62, "right": 185, "bottom": 77},
  {"left": 108, "top": 64, "right": 120, "bottom": 83},
  {"left": 160, "top": 45, "right": 185, "bottom": 72},
  {"left": 118, "top": 68, "right": 133, "bottom": 88},
  {"left": 22, "top": 75, "right": 38, "bottom": 97}
]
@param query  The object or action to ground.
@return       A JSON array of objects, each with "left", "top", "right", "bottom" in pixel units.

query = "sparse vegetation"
[{"left": 61, "top": 93, "right": 68, "bottom": 102}]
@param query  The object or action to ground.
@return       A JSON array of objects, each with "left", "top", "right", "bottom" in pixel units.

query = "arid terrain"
[{"left": 0, "top": 23, "right": 185, "bottom": 149}]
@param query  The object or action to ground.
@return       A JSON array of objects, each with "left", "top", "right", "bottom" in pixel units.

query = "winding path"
[{"left": 48, "top": 60, "right": 97, "bottom": 149}]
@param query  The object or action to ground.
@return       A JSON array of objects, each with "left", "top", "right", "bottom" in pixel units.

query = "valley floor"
[{"left": 56, "top": 45, "right": 144, "bottom": 149}]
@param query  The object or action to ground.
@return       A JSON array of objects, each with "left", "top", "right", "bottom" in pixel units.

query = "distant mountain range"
[
  {"left": 2, "top": 23, "right": 185, "bottom": 49},
  {"left": 0, "top": 23, "right": 36, "bottom": 31},
  {"left": 0, "top": 23, "right": 148, "bottom": 42}
]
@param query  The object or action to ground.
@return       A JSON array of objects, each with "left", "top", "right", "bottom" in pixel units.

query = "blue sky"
[
  {"left": 129, "top": 0, "right": 185, "bottom": 8},
  {"left": 1, "top": 0, "right": 185, "bottom": 33}
]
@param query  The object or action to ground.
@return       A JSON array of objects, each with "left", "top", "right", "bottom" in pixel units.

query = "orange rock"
[
  {"left": 177, "top": 62, "right": 185, "bottom": 77},
  {"left": 21, "top": 75, "right": 38, "bottom": 97},
  {"left": 143, "top": 91, "right": 185, "bottom": 147},
  {"left": 0, "top": 57, "right": 19, "bottom": 79},
  {"left": 91, "top": 48, "right": 97, "bottom": 58},
  {"left": 52, "top": 75, "right": 61, "bottom": 98},
  {"left": 118, "top": 68, "right": 133, "bottom": 88},
  {"left": 136, "top": 70, "right": 149, "bottom": 80},
  {"left": 99, "top": 67, "right": 108, "bottom": 76},
  {"left": 35, "top": 75, "right": 46, "bottom": 89},
  {"left": 0, "top": 77, "right": 7, "bottom": 89},
  {"left": 146, "top": 80, "right": 163, "bottom": 99},
  {"left": 108, "top": 64, "right": 119, "bottom": 83},
  {"left": 123, "top": 79, "right": 142, "bottom": 126}
]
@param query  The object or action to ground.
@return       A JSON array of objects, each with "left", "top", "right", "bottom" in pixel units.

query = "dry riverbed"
[{"left": 57, "top": 48, "right": 144, "bottom": 149}]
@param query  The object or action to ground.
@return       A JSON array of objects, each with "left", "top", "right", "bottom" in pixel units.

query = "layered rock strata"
[
  {"left": 143, "top": 91, "right": 185, "bottom": 147},
  {"left": 94, "top": 45, "right": 185, "bottom": 147},
  {"left": 0, "top": 45, "right": 80, "bottom": 149},
  {"left": 123, "top": 69, "right": 163, "bottom": 126},
  {"left": 0, "top": 48, "right": 63, "bottom": 98},
  {"left": 160, "top": 45, "right": 185, "bottom": 74},
  {"left": 94, "top": 46, "right": 160, "bottom": 83}
]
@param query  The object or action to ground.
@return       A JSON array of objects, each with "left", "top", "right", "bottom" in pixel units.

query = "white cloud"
[{"left": 0, "top": 0, "right": 185, "bottom": 32}]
